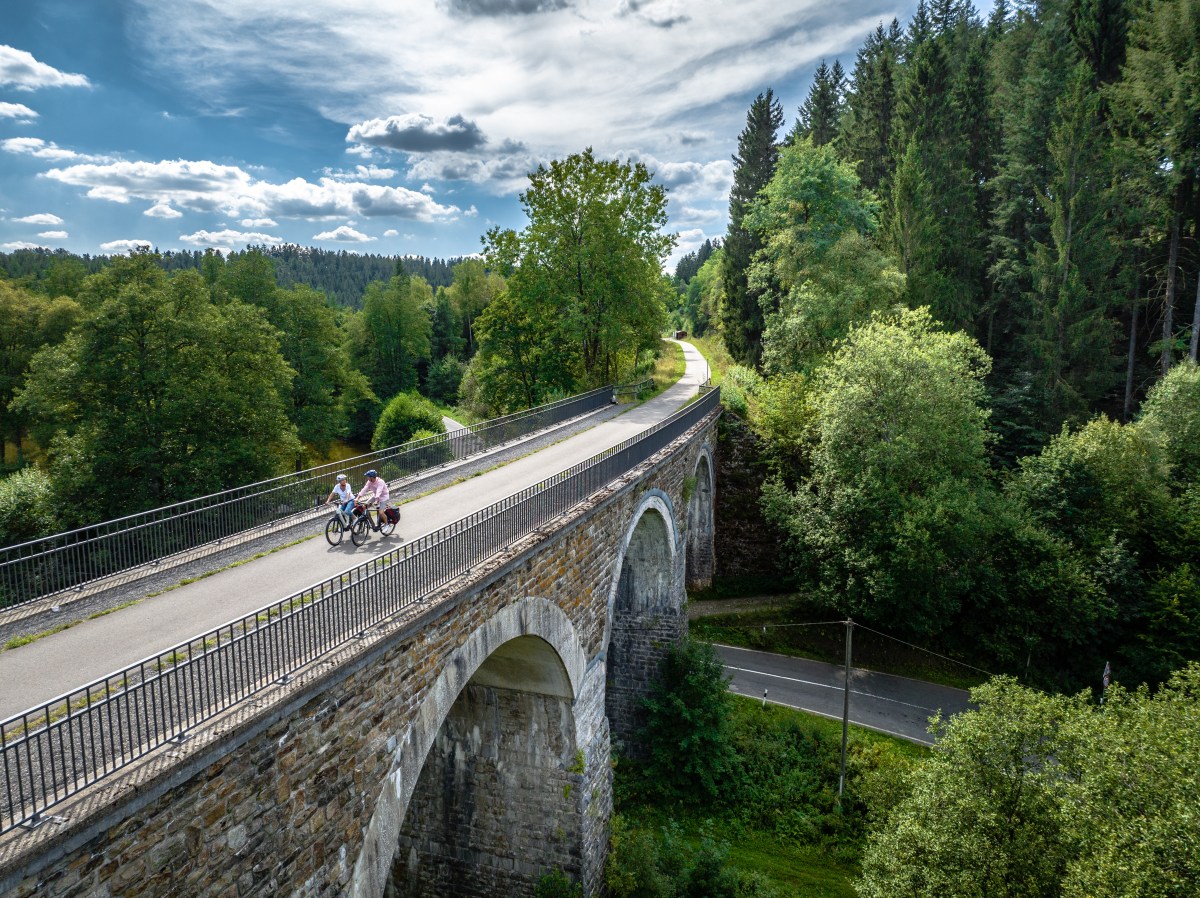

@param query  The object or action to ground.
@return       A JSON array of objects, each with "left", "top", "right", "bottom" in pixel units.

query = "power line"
[{"left": 853, "top": 622, "right": 997, "bottom": 678}]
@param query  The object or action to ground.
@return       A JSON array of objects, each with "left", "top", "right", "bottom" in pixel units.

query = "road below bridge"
[
  {"left": 0, "top": 343, "right": 708, "bottom": 720},
  {"left": 715, "top": 644, "right": 972, "bottom": 745}
]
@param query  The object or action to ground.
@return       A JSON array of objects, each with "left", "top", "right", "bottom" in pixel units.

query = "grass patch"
[
  {"left": 614, "top": 694, "right": 924, "bottom": 897},
  {"left": 687, "top": 333, "right": 735, "bottom": 385},
  {"left": 3, "top": 619, "right": 80, "bottom": 650},
  {"left": 691, "top": 595, "right": 991, "bottom": 691},
  {"left": 648, "top": 338, "right": 687, "bottom": 396}
]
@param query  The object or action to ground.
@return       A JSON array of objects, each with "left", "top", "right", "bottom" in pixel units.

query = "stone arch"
[
  {"left": 602, "top": 490, "right": 687, "bottom": 753},
  {"left": 351, "top": 597, "right": 597, "bottom": 898},
  {"left": 685, "top": 447, "right": 715, "bottom": 589}
]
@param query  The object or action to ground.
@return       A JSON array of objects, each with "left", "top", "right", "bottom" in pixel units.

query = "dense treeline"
[
  {"left": 676, "top": 0, "right": 1200, "bottom": 695},
  {"left": 0, "top": 248, "right": 501, "bottom": 540},
  {"left": 0, "top": 246, "right": 465, "bottom": 308}
]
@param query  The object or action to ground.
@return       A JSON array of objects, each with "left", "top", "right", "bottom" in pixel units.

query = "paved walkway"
[{"left": 0, "top": 343, "right": 708, "bottom": 720}]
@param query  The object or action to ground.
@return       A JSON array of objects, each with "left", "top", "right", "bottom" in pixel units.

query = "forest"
[{"left": 668, "top": 0, "right": 1200, "bottom": 695}]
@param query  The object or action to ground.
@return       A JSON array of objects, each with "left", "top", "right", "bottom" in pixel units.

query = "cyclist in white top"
[{"left": 325, "top": 473, "right": 355, "bottom": 523}]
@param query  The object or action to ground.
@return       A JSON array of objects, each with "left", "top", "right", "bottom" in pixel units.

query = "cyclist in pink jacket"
[{"left": 357, "top": 470, "right": 394, "bottom": 520}]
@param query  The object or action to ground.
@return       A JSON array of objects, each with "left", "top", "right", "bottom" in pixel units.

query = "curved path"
[{"left": 0, "top": 342, "right": 709, "bottom": 719}]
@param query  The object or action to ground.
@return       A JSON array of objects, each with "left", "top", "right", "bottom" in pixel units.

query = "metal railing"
[
  {"left": 0, "top": 387, "right": 719, "bottom": 835},
  {"left": 613, "top": 378, "right": 651, "bottom": 400},
  {"left": 0, "top": 388, "right": 614, "bottom": 611}
]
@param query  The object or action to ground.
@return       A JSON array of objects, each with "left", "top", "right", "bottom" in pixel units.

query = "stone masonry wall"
[
  {"left": 0, "top": 415, "right": 717, "bottom": 898},
  {"left": 389, "top": 684, "right": 579, "bottom": 896}
]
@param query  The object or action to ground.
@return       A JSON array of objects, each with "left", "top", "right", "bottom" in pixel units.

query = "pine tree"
[
  {"left": 791, "top": 60, "right": 846, "bottom": 147},
  {"left": 838, "top": 24, "right": 899, "bottom": 191},
  {"left": 721, "top": 91, "right": 783, "bottom": 366}
]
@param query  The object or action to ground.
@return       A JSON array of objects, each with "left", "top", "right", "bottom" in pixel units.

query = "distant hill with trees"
[{"left": 0, "top": 245, "right": 467, "bottom": 307}]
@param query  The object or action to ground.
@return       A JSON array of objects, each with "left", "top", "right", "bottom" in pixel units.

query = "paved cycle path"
[{"left": 0, "top": 342, "right": 709, "bottom": 719}]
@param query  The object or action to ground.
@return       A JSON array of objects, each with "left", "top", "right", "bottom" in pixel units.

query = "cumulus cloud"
[
  {"left": 180, "top": 228, "right": 284, "bottom": 247},
  {"left": 347, "top": 114, "right": 488, "bottom": 153},
  {"left": 618, "top": 0, "right": 690, "bottom": 28},
  {"left": 0, "top": 102, "right": 37, "bottom": 119},
  {"left": 37, "top": 230, "right": 69, "bottom": 239},
  {"left": 13, "top": 212, "right": 64, "bottom": 225},
  {"left": 3, "top": 137, "right": 111, "bottom": 163},
  {"left": 313, "top": 225, "right": 375, "bottom": 242},
  {"left": 0, "top": 46, "right": 90, "bottom": 91},
  {"left": 383, "top": 229, "right": 399, "bottom": 237},
  {"left": 145, "top": 203, "right": 183, "bottom": 219},
  {"left": 2, "top": 241, "right": 47, "bottom": 250},
  {"left": 44, "top": 158, "right": 462, "bottom": 222},
  {"left": 99, "top": 239, "right": 153, "bottom": 253},
  {"left": 323, "top": 164, "right": 397, "bottom": 182},
  {"left": 240, "top": 217, "right": 277, "bottom": 227}
]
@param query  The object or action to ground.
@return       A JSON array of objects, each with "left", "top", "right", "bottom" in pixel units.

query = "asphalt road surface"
[
  {"left": 716, "top": 644, "right": 972, "bottom": 745},
  {"left": 0, "top": 342, "right": 709, "bottom": 720}
]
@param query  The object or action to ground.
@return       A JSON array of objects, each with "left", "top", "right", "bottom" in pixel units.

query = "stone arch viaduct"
[{"left": 1, "top": 405, "right": 719, "bottom": 898}]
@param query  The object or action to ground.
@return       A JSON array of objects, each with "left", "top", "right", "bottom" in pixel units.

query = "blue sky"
[{"left": 0, "top": 0, "right": 970, "bottom": 270}]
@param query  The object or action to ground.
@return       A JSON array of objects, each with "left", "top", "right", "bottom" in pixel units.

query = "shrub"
[
  {"left": 371, "top": 392, "right": 445, "bottom": 451},
  {"left": 639, "top": 638, "right": 736, "bottom": 805},
  {"left": 534, "top": 869, "right": 581, "bottom": 898},
  {"left": 0, "top": 466, "right": 58, "bottom": 548}
]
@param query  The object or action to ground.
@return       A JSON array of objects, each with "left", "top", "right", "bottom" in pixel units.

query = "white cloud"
[
  {"left": 100, "top": 239, "right": 153, "bottom": 253},
  {"left": 14, "top": 212, "right": 64, "bottom": 225},
  {"left": 145, "top": 203, "right": 184, "bottom": 219},
  {"left": 323, "top": 164, "right": 397, "bottom": 182},
  {"left": 180, "top": 228, "right": 284, "bottom": 247},
  {"left": 37, "top": 230, "right": 69, "bottom": 239},
  {"left": 3, "top": 137, "right": 111, "bottom": 163},
  {"left": 46, "top": 159, "right": 463, "bottom": 222},
  {"left": 383, "top": 229, "right": 399, "bottom": 237},
  {"left": 313, "top": 225, "right": 375, "bottom": 242},
  {"left": 2, "top": 241, "right": 47, "bottom": 250},
  {"left": 0, "top": 102, "right": 37, "bottom": 119},
  {"left": 240, "top": 218, "right": 278, "bottom": 227},
  {"left": 0, "top": 46, "right": 90, "bottom": 91}
]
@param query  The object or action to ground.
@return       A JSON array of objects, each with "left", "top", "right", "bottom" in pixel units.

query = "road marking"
[
  {"left": 729, "top": 690, "right": 933, "bottom": 746},
  {"left": 723, "top": 665, "right": 939, "bottom": 712}
]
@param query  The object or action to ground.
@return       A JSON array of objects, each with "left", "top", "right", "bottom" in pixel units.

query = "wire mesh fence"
[{"left": 0, "top": 387, "right": 720, "bottom": 835}]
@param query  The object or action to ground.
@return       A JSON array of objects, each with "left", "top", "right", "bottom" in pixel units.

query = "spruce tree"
[
  {"left": 720, "top": 90, "right": 783, "bottom": 367},
  {"left": 791, "top": 60, "right": 845, "bottom": 147}
]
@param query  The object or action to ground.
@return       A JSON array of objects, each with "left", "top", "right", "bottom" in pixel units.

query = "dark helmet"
[{"left": 366, "top": 469, "right": 378, "bottom": 478}]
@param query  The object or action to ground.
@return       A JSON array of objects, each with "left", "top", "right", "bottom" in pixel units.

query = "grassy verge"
[
  {"left": 691, "top": 595, "right": 991, "bottom": 691},
  {"left": 686, "top": 332, "right": 735, "bottom": 385},
  {"left": 615, "top": 695, "right": 925, "bottom": 897},
  {"left": 645, "top": 338, "right": 686, "bottom": 397}
]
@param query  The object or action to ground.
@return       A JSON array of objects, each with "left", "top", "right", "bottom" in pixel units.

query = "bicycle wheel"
[
  {"left": 324, "top": 515, "right": 344, "bottom": 546},
  {"left": 350, "top": 514, "right": 371, "bottom": 546},
  {"left": 379, "top": 510, "right": 396, "bottom": 537}
]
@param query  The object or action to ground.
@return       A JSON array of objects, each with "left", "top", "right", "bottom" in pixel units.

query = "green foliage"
[
  {"left": 534, "top": 869, "right": 581, "bottom": 898},
  {"left": 478, "top": 148, "right": 672, "bottom": 407},
  {"left": 858, "top": 668, "right": 1200, "bottom": 898},
  {"left": 638, "top": 638, "right": 736, "bottom": 806},
  {"left": 0, "top": 467, "right": 58, "bottom": 548},
  {"left": 371, "top": 392, "right": 446, "bottom": 451},
  {"left": 0, "top": 279, "right": 82, "bottom": 448},
  {"left": 348, "top": 274, "right": 432, "bottom": 400},
  {"left": 424, "top": 355, "right": 467, "bottom": 406},
  {"left": 722, "top": 91, "right": 784, "bottom": 367},
  {"left": 11, "top": 254, "right": 299, "bottom": 522},
  {"left": 1136, "top": 361, "right": 1200, "bottom": 485},
  {"left": 763, "top": 308, "right": 994, "bottom": 636},
  {"left": 606, "top": 817, "right": 748, "bottom": 898}
]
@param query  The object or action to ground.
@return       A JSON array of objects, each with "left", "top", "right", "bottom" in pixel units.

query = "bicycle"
[
  {"left": 349, "top": 499, "right": 397, "bottom": 546},
  {"left": 323, "top": 501, "right": 356, "bottom": 546}
]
